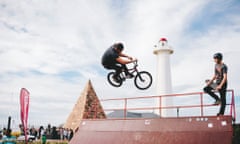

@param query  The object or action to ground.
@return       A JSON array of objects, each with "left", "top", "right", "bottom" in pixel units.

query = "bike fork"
[{"left": 137, "top": 72, "right": 145, "bottom": 82}]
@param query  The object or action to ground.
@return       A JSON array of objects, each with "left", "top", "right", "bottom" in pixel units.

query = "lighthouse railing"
[{"left": 100, "top": 90, "right": 235, "bottom": 121}]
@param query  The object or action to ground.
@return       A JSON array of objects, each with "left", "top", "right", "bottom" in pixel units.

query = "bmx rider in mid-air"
[{"left": 101, "top": 42, "right": 137, "bottom": 82}]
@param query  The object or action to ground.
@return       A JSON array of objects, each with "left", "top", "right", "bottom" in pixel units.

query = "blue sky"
[
  {"left": 186, "top": 1, "right": 240, "bottom": 37},
  {"left": 0, "top": 0, "right": 239, "bottom": 128}
]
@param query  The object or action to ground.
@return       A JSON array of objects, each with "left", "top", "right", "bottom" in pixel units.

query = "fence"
[{"left": 100, "top": 90, "right": 236, "bottom": 121}]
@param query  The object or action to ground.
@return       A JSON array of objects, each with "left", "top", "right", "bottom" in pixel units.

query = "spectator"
[
  {"left": 69, "top": 129, "right": 74, "bottom": 141},
  {"left": 38, "top": 126, "right": 44, "bottom": 139},
  {"left": 51, "top": 126, "right": 58, "bottom": 139},
  {"left": 63, "top": 128, "right": 68, "bottom": 140},
  {"left": 59, "top": 128, "right": 64, "bottom": 141},
  {"left": 46, "top": 124, "right": 51, "bottom": 135},
  {"left": 41, "top": 132, "right": 46, "bottom": 144}
]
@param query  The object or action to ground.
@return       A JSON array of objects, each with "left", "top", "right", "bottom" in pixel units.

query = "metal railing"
[{"left": 100, "top": 90, "right": 236, "bottom": 121}]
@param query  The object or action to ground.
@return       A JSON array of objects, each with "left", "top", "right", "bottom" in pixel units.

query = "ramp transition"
[{"left": 70, "top": 116, "right": 233, "bottom": 144}]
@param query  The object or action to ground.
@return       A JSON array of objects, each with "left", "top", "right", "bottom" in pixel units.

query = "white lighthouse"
[{"left": 153, "top": 38, "right": 174, "bottom": 117}]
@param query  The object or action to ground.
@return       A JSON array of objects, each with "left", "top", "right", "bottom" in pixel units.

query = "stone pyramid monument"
[{"left": 63, "top": 80, "right": 106, "bottom": 131}]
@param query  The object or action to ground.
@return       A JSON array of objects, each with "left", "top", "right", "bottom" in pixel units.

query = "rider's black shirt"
[{"left": 101, "top": 46, "right": 119, "bottom": 66}]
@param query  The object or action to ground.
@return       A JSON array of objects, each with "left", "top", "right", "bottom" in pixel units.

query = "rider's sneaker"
[
  {"left": 126, "top": 73, "right": 134, "bottom": 79},
  {"left": 113, "top": 76, "right": 121, "bottom": 83}
]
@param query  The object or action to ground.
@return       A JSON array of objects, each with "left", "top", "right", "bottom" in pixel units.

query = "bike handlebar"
[
  {"left": 133, "top": 60, "right": 138, "bottom": 64},
  {"left": 133, "top": 60, "right": 138, "bottom": 67}
]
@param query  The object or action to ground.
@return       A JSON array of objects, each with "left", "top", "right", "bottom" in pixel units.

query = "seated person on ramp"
[
  {"left": 101, "top": 42, "right": 137, "bottom": 82},
  {"left": 203, "top": 53, "right": 228, "bottom": 116}
]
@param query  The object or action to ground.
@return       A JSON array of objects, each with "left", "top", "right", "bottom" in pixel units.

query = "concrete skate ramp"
[{"left": 70, "top": 116, "right": 232, "bottom": 144}]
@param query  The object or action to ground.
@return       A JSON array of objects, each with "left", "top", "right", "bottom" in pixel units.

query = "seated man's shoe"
[
  {"left": 217, "top": 113, "right": 223, "bottom": 116},
  {"left": 214, "top": 100, "right": 221, "bottom": 105}
]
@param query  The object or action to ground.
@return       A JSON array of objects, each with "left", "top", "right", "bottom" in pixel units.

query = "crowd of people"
[
  {"left": 0, "top": 124, "right": 74, "bottom": 141},
  {"left": 21, "top": 124, "right": 74, "bottom": 141}
]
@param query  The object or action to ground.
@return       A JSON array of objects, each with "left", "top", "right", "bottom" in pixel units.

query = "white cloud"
[{"left": 0, "top": 0, "right": 239, "bottom": 127}]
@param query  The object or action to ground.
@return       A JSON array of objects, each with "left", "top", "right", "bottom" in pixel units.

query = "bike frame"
[
  {"left": 127, "top": 62, "right": 139, "bottom": 74},
  {"left": 119, "top": 62, "right": 139, "bottom": 80}
]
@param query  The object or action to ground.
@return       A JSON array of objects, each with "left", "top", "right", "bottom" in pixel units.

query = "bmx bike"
[{"left": 107, "top": 61, "right": 152, "bottom": 90}]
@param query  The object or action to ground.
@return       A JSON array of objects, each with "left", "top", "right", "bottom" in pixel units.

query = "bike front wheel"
[
  {"left": 107, "top": 72, "right": 123, "bottom": 87},
  {"left": 134, "top": 71, "right": 152, "bottom": 90}
]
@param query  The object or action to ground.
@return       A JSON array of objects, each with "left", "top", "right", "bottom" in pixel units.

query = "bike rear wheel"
[
  {"left": 107, "top": 72, "right": 122, "bottom": 87},
  {"left": 134, "top": 71, "right": 152, "bottom": 90}
]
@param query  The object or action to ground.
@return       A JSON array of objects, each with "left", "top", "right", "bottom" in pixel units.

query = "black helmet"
[
  {"left": 114, "top": 43, "right": 124, "bottom": 51},
  {"left": 213, "top": 53, "right": 223, "bottom": 60}
]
